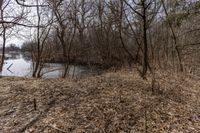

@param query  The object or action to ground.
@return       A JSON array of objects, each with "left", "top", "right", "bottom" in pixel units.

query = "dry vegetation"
[
  {"left": 0, "top": 69, "right": 200, "bottom": 133},
  {"left": 1, "top": 1, "right": 200, "bottom": 132}
]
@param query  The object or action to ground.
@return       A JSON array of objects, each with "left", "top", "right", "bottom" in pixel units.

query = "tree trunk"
[
  {"left": 32, "top": 0, "right": 41, "bottom": 77},
  {"left": 0, "top": 26, "right": 6, "bottom": 72},
  {"left": 0, "top": 7, "right": 6, "bottom": 72},
  {"left": 141, "top": 1, "right": 148, "bottom": 79}
]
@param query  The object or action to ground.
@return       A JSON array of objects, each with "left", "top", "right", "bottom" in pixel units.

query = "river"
[{"left": 0, "top": 52, "right": 97, "bottom": 78}]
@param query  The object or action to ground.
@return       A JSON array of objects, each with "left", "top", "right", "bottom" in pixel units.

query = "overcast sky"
[{"left": 0, "top": 0, "right": 39, "bottom": 47}]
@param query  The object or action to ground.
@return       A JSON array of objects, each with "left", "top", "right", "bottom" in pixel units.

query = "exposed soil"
[{"left": 0, "top": 69, "right": 200, "bottom": 133}]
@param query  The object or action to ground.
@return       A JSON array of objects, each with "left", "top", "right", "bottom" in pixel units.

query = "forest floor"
[{"left": 0, "top": 69, "right": 200, "bottom": 133}]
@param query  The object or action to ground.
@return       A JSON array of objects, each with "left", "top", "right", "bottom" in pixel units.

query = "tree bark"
[{"left": 141, "top": 0, "right": 148, "bottom": 79}]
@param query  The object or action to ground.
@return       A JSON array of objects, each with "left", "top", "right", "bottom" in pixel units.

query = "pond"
[{"left": 0, "top": 52, "right": 98, "bottom": 78}]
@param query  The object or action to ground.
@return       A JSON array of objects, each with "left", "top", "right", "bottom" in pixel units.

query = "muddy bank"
[{"left": 0, "top": 69, "right": 200, "bottom": 133}]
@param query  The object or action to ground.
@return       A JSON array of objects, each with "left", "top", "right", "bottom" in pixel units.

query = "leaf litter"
[{"left": 0, "top": 69, "right": 199, "bottom": 133}]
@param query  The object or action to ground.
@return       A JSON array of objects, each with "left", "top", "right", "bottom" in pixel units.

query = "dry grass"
[{"left": 0, "top": 69, "right": 200, "bottom": 133}]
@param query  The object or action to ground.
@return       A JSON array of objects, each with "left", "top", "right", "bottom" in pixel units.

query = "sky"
[
  {"left": 0, "top": 0, "right": 38, "bottom": 47},
  {"left": 1, "top": 27, "right": 34, "bottom": 47}
]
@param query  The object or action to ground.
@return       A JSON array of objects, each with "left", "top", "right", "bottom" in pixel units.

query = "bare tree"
[
  {"left": 0, "top": 0, "right": 27, "bottom": 71},
  {"left": 123, "top": 0, "right": 160, "bottom": 78},
  {"left": 161, "top": 0, "right": 183, "bottom": 72},
  {"left": 50, "top": 0, "right": 77, "bottom": 78},
  {"left": 32, "top": 0, "right": 53, "bottom": 77}
]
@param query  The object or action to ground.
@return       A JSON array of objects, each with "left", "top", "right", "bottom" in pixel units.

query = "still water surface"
[{"left": 0, "top": 52, "right": 96, "bottom": 78}]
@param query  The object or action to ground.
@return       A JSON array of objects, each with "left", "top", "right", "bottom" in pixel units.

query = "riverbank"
[{"left": 0, "top": 69, "right": 200, "bottom": 132}]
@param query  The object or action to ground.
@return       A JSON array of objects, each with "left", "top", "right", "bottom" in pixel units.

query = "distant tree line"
[{"left": 0, "top": 44, "right": 20, "bottom": 52}]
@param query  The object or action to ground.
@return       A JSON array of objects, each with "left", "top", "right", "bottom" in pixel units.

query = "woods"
[
  {"left": 1, "top": 0, "right": 200, "bottom": 78},
  {"left": 1, "top": 0, "right": 200, "bottom": 132}
]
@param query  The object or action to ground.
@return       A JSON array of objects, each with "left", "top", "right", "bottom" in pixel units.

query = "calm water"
[{"left": 0, "top": 52, "right": 96, "bottom": 78}]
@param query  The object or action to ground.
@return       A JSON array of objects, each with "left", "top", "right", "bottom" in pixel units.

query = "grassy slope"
[{"left": 0, "top": 69, "right": 200, "bottom": 133}]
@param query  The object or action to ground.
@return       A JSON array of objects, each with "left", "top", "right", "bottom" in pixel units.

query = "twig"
[
  {"left": 34, "top": 98, "right": 37, "bottom": 111},
  {"left": 145, "top": 109, "right": 148, "bottom": 133}
]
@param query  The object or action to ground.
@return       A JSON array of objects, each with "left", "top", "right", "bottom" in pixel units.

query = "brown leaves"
[{"left": 0, "top": 69, "right": 200, "bottom": 132}]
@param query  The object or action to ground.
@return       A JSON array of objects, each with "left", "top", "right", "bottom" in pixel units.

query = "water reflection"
[
  {"left": 0, "top": 52, "right": 96, "bottom": 78},
  {"left": 2, "top": 53, "right": 32, "bottom": 77}
]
